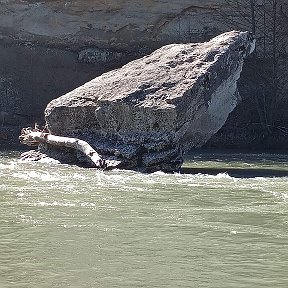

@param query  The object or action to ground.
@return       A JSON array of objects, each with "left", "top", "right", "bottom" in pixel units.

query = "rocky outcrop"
[{"left": 42, "top": 31, "right": 255, "bottom": 171}]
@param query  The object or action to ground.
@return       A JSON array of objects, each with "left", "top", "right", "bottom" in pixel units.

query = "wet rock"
[
  {"left": 20, "top": 150, "right": 60, "bottom": 164},
  {"left": 44, "top": 31, "right": 255, "bottom": 172}
]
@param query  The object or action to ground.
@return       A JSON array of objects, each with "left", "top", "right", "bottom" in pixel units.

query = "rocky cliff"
[
  {"left": 0, "top": 0, "right": 222, "bottom": 50},
  {"left": 42, "top": 31, "right": 255, "bottom": 171}
]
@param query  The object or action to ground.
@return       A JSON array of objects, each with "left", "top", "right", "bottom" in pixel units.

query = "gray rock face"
[
  {"left": 0, "top": 0, "right": 223, "bottom": 50},
  {"left": 44, "top": 31, "right": 255, "bottom": 171}
]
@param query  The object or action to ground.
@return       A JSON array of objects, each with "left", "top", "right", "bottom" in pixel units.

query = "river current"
[{"left": 0, "top": 150, "right": 288, "bottom": 288}]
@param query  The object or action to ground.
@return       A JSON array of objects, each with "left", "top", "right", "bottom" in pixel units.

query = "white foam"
[
  {"left": 0, "top": 162, "right": 16, "bottom": 170},
  {"left": 37, "top": 157, "right": 61, "bottom": 164},
  {"left": 12, "top": 171, "right": 61, "bottom": 182},
  {"left": 72, "top": 173, "right": 87, "bottom": 180},
  {"left": 80, "top": 202, "right": 96, "bottom": 207},
  {"left": 34, "top": 201, "right": 76, "bottom": 207}
]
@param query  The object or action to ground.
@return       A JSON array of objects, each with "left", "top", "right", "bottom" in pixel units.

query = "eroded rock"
[{"left": 43, "top": 31, "right": 255, "bottom": 172}]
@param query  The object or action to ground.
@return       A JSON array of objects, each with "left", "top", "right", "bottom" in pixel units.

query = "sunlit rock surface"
[{"left": 44, "top": 31, "right": 255, "bottom": 172}]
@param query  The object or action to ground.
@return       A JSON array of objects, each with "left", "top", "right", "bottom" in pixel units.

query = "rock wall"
[{"left": 0, "top": 0, "right": 222, "bottom": 49}]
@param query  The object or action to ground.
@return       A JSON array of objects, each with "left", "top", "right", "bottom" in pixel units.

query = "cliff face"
[
  {"left": 0, "top": 0, "right": 287, "bottom": 148},
  {"left": 0, "top": 0, "right": 222, "bottom": 50}
]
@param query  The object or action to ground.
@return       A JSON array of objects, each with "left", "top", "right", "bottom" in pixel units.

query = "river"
[{"left": 0, "top": 150, "right": 288, "bottom": 288}]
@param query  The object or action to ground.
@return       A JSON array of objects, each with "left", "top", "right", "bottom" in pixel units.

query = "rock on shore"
[{"left": 43, "top": 31, "right": 255, "bottom": 172}]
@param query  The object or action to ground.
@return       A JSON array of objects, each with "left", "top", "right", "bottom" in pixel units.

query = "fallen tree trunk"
[{"left": 19, "top": 127, "right": 106, "bottom": 168}]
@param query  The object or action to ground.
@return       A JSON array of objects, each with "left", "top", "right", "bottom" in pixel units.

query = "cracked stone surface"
[{"left": 44, "top": 31, "right": 255, "bottom": 172}]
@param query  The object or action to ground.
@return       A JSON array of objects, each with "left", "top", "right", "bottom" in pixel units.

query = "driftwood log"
[{"left": 19, "top": 127, "right": 106, "bottom": 169}]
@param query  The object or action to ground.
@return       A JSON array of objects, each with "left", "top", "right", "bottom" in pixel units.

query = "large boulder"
[{"left": 44, "top": 31, "right": 255, "bottom": 171}]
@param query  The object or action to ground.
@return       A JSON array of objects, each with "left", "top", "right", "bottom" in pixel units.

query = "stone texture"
[
  {"left": 44, "top": 31, "right": 255, "bottom": 171},
  {"left": 0, "top": 0, "right": 224, "bottom": 135},
  {"left": 0, "top": 0, "right": 223, "bottom": 50},
  {"left": 0, "top": 0, "right": 287, "bottom": 150}
]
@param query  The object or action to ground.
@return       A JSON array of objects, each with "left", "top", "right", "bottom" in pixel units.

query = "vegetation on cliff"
[{"left": 218, "top": 0, "right": 288, "bottom": 139}]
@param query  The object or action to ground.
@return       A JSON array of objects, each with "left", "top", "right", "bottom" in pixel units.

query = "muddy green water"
[{"left": 0, "top": 150, "right": 288, "bottom": 288}]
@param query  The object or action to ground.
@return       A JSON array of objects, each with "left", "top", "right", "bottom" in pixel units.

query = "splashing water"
[{"left": 0, "top": 150, "right": 288, "bottom": 288}]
